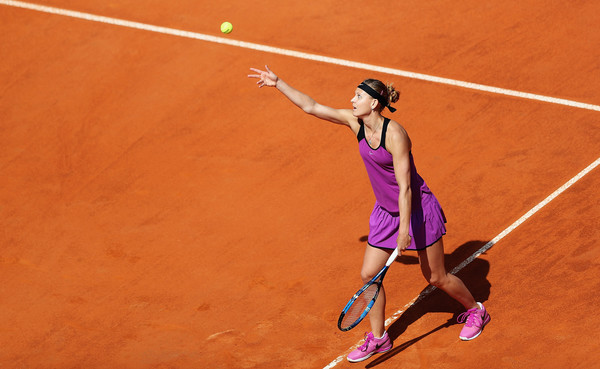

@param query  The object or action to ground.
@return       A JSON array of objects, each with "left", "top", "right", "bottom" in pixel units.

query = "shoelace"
[
  {"left": 457, "top": 308, "right": 482, "bottom": 328},
  {"left": 358, "top": 333, "right": 374, "bottom": 352}
]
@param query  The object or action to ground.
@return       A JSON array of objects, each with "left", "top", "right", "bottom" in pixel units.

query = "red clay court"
[{"left": 1, "top": 1, "right": 599, "bottom": 368}]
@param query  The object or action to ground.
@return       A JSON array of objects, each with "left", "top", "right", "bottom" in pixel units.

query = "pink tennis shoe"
[
  {"left": 346, "top": 304, "right": 488, "bottom": 363},
  {"left": 347, "top": 331, "right": 393, "bottom": 363},
  {"left": 457, "top": 302, "right": 490, "bottom": 340}
]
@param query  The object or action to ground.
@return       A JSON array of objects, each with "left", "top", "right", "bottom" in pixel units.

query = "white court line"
[
  {"left": 2, "top": 0, "right": 600, "bottom": 112},
  {"left": 323, "top": 156, "right": 600, "bottom": 369}
]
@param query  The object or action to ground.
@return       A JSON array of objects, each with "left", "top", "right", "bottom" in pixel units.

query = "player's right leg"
[{"left": 347, "top": 245, "right": 394, "bottom": 363}]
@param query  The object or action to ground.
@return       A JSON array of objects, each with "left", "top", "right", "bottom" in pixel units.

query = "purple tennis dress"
[{"left": 358, "top": 118, "right": 447, "bottom": 250}]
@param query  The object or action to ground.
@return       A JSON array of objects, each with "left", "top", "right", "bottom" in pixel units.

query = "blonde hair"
[{"left": 362, "top": 79, "right": 400, "bottom": 112}]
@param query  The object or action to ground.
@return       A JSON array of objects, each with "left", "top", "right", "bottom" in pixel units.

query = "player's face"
[{"left": 351, "top": 88, "right": 375, "bottom": 117}]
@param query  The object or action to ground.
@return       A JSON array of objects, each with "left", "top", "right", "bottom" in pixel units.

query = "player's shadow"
[{"left": 365, "top": 240, "right": 492, "bottom": 368}]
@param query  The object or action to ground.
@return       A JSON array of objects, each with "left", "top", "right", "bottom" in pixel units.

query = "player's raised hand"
[{"left": 248, "top": 65, "right": 278, "bottom": 88}]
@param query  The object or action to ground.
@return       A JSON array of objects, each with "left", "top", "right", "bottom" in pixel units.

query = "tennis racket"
[{"left": 337, "top": 247, "right": 399, "bottom": 331}]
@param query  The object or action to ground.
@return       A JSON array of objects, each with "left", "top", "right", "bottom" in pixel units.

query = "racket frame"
[{"left": 337, "top": 248, "right": 399, "bottom": 331}]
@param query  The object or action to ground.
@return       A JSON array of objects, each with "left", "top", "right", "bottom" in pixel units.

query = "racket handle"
[{"left": 385, "top": 248, "right": 399, "bottom": 267}]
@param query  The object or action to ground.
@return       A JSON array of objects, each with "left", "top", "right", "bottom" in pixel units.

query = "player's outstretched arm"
[{"left": 248, "top": 65, "right": 355, "bottom": 127}]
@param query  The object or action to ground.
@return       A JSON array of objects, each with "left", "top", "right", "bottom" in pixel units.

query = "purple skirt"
[{"left": 367, "top": 192, "right": 447, "bottom": 250}]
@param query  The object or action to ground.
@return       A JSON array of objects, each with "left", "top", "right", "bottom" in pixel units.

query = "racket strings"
[{"left": 339, "top": 283, "right": 379, "bottom": 330}]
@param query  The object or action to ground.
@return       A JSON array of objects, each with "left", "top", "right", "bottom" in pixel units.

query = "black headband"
[{"left": 357, "top": 83, "right": 396, "bottom": 113}]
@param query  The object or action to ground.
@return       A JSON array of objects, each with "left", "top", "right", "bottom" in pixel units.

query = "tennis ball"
[{"left": 220, "top": 21, "right": 233, "bottom": 34}]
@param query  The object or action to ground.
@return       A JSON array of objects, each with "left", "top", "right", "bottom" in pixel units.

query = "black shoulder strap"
[
  {"left": 357, "top": 119, "right": 365, "bottom": 142},
  {"left": 380, "top": 118, "right": 390, "bottom": 149}
]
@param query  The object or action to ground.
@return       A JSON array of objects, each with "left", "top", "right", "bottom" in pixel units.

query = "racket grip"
[{"left": 385, "top": 248, "right": 399, "bottom": 267}]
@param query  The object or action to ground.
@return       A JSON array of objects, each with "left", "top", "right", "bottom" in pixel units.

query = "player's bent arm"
[
  {"left": 275, "top": 79, "right": 355, "bottom": 127},
  {"left": 387, "top": 122, "right": 413, "bottom": 249}
]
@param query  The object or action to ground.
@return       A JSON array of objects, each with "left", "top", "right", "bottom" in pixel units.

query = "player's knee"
[
  {"left": 360, "top": 269, "right": 376, "bottom": 283},
  {"left": 427, "top": 273, "right": 447, "bottom": 289}
]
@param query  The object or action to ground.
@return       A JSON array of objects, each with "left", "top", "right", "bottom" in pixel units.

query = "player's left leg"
[{"left": 417, "top": 238, "right": 490, "bottom": 340}]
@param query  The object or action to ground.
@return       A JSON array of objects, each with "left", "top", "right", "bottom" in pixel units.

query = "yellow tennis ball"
[{"left": 220, "top": 21, "right": 233, "bottom": 34}]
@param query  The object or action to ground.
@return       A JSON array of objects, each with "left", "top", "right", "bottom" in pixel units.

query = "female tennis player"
[{"left": 248, "top": 66, "right": 490, "bottom": 363}]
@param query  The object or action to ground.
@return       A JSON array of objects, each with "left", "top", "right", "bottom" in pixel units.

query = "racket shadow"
[{"left": 366, "top": 240, "right": 492, "bottom": 367}]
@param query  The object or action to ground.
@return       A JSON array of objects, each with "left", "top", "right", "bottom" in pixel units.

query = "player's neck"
[{"left": 363, "top": 114, "right": 384, "bottom": 131}]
